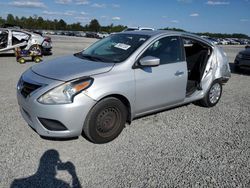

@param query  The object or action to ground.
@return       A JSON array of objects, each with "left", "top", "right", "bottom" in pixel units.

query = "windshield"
[{"left": 81, "top": 33, "right": 150, "bottom": 63}]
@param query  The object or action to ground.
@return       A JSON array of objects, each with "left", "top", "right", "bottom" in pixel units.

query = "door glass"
[
  {"left": 12, "top": 31, "right": 29, "bottom": 45},
  {"left": 141, "top": 36, "right": 183, "bottom": 65}
]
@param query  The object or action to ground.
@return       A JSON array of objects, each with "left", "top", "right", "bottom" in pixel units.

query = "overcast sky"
[{"left": 0, "top": 0, "right": 249, "bottom": 35}]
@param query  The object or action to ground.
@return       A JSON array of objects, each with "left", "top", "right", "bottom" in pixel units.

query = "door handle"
[{"left": 175, "top": 71, "right": 184, "bottom": 76}]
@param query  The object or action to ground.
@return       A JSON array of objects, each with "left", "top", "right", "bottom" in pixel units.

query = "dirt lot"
[{"left": 0, "top": 36, "right": 249, "bottom": 187}]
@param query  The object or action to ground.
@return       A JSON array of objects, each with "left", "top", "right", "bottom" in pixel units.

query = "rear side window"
[
  {"left": 141, "top": 36, "right": 184, "bottom": 65},
  {"left": 12, "top": 31, "right": 30, "bottom": 41}
]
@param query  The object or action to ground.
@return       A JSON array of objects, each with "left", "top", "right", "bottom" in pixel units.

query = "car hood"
[
  {"left": 240, "top": 49, "right": 250, "bottom": 55},
  {"left": 31, "top": 55, "right": 114, "bottom": 81}
]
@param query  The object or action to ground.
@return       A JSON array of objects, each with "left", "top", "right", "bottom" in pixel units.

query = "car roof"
[
  {"left": 119, "top": 30, "right": 214, "bottom": 45},
  {"left": 121, "top": 30, "right": 188, "bottom": 37},
  {"left": 0, "top": 27, "right": 37, "bottom": 34}
]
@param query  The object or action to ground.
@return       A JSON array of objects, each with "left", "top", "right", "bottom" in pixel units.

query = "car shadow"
[
  {"left": 43, "top": 52, "right": 53, "bottom": 56},
  {"left": 229, "top": 62, "right": 250, "bottom": 76},
  {"left": 10, "top": 149, "right": 82, "bottom": 188},
  {"left": 40, "top": 135, "right": 79, "bottom": 141},
  {"left": 0, "top": 52, "right": 52, "bottom": 58},
  {"left": 0, "top": 53, "right": 15, "bottom": 57}
]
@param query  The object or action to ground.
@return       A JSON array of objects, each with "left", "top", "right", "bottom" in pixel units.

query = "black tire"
[
  {"left": 234, "top": 65, "right": 241, "bottom": 72},
  {"left": 199, "top": 80, "right": 222, "bottom": 107},
  {"left": 18, "top": 58, "right": 26, "bottom": 64},
  {"left": 83, "top": 97, "right": 127, "bottom": 144}
]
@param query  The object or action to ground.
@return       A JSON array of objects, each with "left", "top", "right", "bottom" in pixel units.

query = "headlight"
[
  {"left": 38, "top": 78, "right": 93, "bottom": 104},
  {"left": 237, "top": 53, "right": 243, "bottom": 59}
]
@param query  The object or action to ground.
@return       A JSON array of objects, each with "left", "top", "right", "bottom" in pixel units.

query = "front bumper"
[
  {"left": 17, "top": 69, "right": 96, "bottom": 138},
  {"left": 234, "top": 57, "right": 250, "bottom": 69}
]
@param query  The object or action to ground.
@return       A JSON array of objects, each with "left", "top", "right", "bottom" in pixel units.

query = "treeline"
[
  {"left": 0, "top": 14, "right": 249, "bottom": 38},
  {"left": 0, "top": 14, "right": 127, "bottom": 32},
  {"left": 196, "top": 32, "right": 249, "bottom": 39}
]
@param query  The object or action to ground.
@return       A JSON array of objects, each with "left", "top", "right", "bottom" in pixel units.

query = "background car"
[
  {"left": 234, "top": 45, "right": 250, "bottom": 71},
  {"left": 123, "top": 27, "right": 155, "bottom": 32},
  {"left": 85, "top": 32, "right": 98, "bottom": 38},
  {"left": 219, "top": 38, "right": 229, "bottom": 45},
  {"left": 0, "top": 28, "right": 52, "bottom": 55},
  {"left": 96, "top": 32, "right": 109, "bottom": 39},
  {"left": 226, "top": 38, "right": 240, "bottom": 45},
  {"left": 74, "top": 31, "right": 86, "bottom": 37},
  {"left": 201, "top": 36, "right": 220, "bottom": 45}
]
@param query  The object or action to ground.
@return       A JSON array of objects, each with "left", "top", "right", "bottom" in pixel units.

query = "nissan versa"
[{"left": 17, "top": 30, "right": 231, "bottom": 143}]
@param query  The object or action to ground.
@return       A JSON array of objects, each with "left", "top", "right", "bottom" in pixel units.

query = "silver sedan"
[{"left": 17, "top": 30, "right": 231, "bottom": 143}]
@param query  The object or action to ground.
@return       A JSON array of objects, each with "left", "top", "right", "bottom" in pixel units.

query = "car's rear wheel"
[
  {"left": 83, "top": 97, "right": 127, "bottom": 143},
  {"left": 199, "top": 80, "right": 222, "bottom": 107}
]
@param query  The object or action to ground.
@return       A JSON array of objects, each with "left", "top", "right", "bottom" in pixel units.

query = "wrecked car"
[
  {"left": 0, "top": 28, "right": 52, "bottom": 55},
  {"left": 17, "top": 30, "right": 231, "bottom": 143}
]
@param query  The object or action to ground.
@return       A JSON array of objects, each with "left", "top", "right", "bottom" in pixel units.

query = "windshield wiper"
[
  {"left": 74, "top": 53, "right": 115, "bottom": 63},
  {"left": 74, "top": 53, "right": 100, "bottom": 61},
  {"left": 81, "top": 54, "right": 106, "bottom": 62},
  {"left": 74, "top": 52, "right": 83, "bottom": 58}
]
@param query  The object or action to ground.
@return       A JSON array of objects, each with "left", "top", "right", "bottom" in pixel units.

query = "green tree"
[
  {"left": 111, "top": 24, "right": 127, "bottom": 32},
  {"left": 0, "top": 16, "right": 5, "bottom": 26},
  {"left": 57, "top": 19, "right": 67, "bottom": 30},
  {"left": 36, "top": 17, "right": 44, "bottom": 29},
  {"left": 0, "top": 14, "right": 249, "bottom": 39},
  {"left": 68, "top": 22, "right": 82, "bottom": 31},
  {"left": 161, "top": 27, "right": 185, "bottom": 32},
  {"left": 6, "top": 14, "right": 15, "bottom": 25},
  {"left": 26, "top": 16, "right": 34, "bottom": 29},
  {"left": 88, "top": 19, "right": 100, "bottom": 32}
]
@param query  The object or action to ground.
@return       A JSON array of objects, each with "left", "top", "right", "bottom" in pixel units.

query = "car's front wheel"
[
  {"left": 199, "top": 80, "right": 222, "bottom": 107},
  {"left": 83, "top": 97, "right": 127, "bottom": 143}
]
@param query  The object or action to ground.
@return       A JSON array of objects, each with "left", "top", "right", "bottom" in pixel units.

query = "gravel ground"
[{"left": 0, "top": 36, "right": 249, "bottom": 188}]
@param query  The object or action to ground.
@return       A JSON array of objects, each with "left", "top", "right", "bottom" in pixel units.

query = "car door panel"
[
  {"left": 135, "top": 61, "right": 187, "bottom": 114},
  {"left": 134, "top": 36, "right": 187, "bottom": 115}
]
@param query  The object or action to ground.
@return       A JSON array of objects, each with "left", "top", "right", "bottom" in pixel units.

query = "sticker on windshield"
[{"left": 114, "top": 43, "right": 131, "bottom": 50}]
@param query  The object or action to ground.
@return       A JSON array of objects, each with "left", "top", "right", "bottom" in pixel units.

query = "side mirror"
[{"left": 139, "top": 56, "right": 160, "bottom": 67}]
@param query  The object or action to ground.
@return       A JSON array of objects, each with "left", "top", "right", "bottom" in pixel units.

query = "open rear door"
[{"left": 0, "top": 30, "right": 29, "bottom": 53}]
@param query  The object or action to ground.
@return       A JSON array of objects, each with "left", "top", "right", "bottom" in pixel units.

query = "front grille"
[
  {"left": 242, "top": 54, "right": 250, "bottom": 60},
  {"left": 20, "top": 80, "right": 41, "bottom": 98}
]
